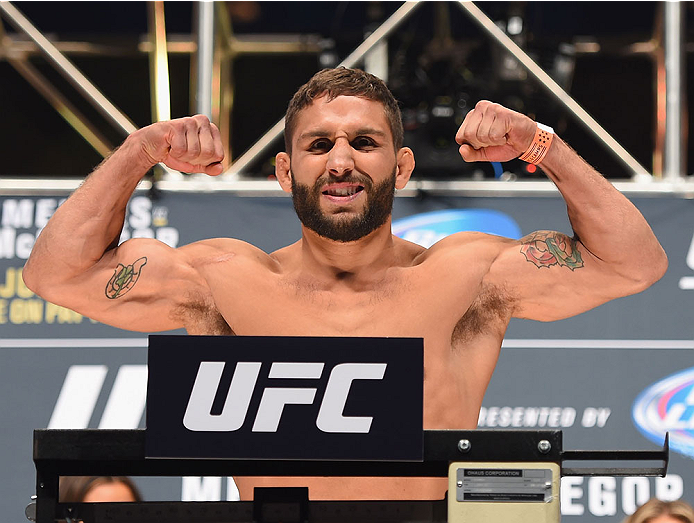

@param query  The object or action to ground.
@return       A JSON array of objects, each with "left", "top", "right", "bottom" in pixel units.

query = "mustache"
[{"left": 314, "top": 173, "right": 373, "bottom": 189}]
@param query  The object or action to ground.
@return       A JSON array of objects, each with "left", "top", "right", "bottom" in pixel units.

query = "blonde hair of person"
[{"left": 623, "top": 498, "right": 694, "bottom": 523}]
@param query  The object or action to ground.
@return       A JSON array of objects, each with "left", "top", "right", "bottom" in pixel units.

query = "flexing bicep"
[
  {"left": 517, "top": 231, "right": 585, "bottom": 272},
  {"left": 487, "top": 230, "right": 631, "bottom": 321},
  {"left": 30, "top": 238, "right": 205, "bottom": 332},
  {"left": 103, "top": 255, "right": 150, "bottom": 299}
]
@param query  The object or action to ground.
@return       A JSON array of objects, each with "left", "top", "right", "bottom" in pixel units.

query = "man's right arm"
[{"left": 22, "top": 115, "right": 225, "bottom": 331}]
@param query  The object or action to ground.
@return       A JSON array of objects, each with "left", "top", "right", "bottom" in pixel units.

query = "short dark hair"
[
  {"left": 284, "top": 67, "right": 403, "bottom": 153},
  {"left": 59, "top": 476, "right": 143, "bottom": 502}
]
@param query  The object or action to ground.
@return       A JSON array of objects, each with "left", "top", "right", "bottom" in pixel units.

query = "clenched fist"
[
  {"left": 130, "top": 115, "right": 225, "bottom": 176},
  {"left": 455, "top": 101, "right": 537, "bottom": 163}
]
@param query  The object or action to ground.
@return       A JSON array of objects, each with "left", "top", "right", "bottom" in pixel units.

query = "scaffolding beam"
[{"left": 0, "top": 1, "right": 137, "bottom": 136}]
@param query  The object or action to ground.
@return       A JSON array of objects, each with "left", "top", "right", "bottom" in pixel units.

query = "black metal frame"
[{"left": 31, "top": 429, "right": 668, "bottom": 523}]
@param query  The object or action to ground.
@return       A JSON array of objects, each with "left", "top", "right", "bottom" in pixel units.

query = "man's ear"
[
  {"left": 395, "top": 147, "right": 415, "bottom": 190},
  {"left": 275, "top": 152, "right": 292, "bottom": 193}
]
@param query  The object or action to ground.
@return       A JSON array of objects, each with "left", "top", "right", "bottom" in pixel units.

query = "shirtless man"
[{"left": 23, "top": 67, "right": 667, "bottom": 501}]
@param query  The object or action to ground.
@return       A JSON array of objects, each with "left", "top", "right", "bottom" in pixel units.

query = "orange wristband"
[{"left": 518, "top": 123, "right": 554, "bottom": 165}]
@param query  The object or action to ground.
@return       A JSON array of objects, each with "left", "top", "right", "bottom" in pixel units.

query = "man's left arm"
[{"left": 456, "top": 101, "right": 668, "bottom": 320}]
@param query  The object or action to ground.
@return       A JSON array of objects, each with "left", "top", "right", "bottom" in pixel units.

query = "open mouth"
[{"left": 321, "top": 184, "right": 365, "bottom": 201}]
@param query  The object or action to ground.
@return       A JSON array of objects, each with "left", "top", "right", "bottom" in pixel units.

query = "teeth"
[{"left": 327, "top": 187, "right": 358, "bottom": 196}]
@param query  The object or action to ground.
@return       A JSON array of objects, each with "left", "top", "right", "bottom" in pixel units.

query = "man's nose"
[{"left": 326, "top": 139, "right": 354, "bottom": 176}]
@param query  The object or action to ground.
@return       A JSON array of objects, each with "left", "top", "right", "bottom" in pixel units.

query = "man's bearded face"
[{"left": 291, "top": 168, "right": 397, "bottom": 242}]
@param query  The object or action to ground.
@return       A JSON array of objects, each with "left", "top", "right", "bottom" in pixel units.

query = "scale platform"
[{"left": 29, "top": 428, "right": 669, "bottom": 523}]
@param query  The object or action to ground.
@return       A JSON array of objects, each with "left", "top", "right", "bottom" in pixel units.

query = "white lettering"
[
  {"left": 118, "top": 227, "right": 179, "bottom": 246},
  {"left": 48, "top": 365, "right": 108, "bottom": 429},
  {"left": 0, "top": 228, "right": 16, "bottom": 259},
  {"left": 226, "top": 477, "right": 240, "bottom": 501},
  {"left": 538, "top": 407, "right": 551, "bottom": 426},
  {"left": 548, "top": 407, "right": 562, "bottom": 427},
  {"left": 128, "top": 196, "right": 151, "bottom": 229},
  {"left": 251, "top": 362, "right": 324, "bottom": 432},
  {"left": 316, "top": 363, "right": 387, "bottom": 433},
  {"left": 582, "top": 407, "right": 612, "bottom": 428},
  {"left": 560, "top": 476, "right": 685, "bottom": 517},
  {"left": 98, "top": 365, "right": 148, "bottom": 429},
  {"left": 183, "top": 361, "right": 261, "bottom": 432},
  {"left": 49, "top": 365, "right": 147, "bottom": 430},
  {"left": 477, "top": 407, "right": 577, "bottom": 428},
  {"left": 181, "top": 477, "right": 222, "bottom": 501},
  {"left": 181, "top": 477, "right": 240, "bottom": 501},
  {"left": 252, "top": 387, "right": 317, "bottom": 432},
  {"left": 588, "top": 477, "right": 617, "bottom": 516},
  {"left": 156, "top": 227, "right": 179, "bottom": 247},
  {"left": 497, "top": 406, "right": 513, "bottom": 427},
  {"left": 597, "top": 408, "right": 611, "bottom": 427},
  {"left": 486, "top": 407, "right": 499, "bottom": 427},
  {"left": 560, "top": 477, "right": 584, "bottom": 516},
  {"left": 477, "top": 406, "right": 487, "bottom": 426},
  {"left": 15, "top": 232, "right": 35, "bottom": 259},
  {"left": 524, "top": 407, "right": 539, "bottom": 427},
  {"left": 0, "top": 231, "right": 36, "bottom": 260},
  {"left": 184, "top": 361, "right": 388, "bottom": 433},
  {"left": 35, "top": 199, "right": 57, "bottom": 228},
  {"left": 561, "top": 407, "right": 577, "bottom": 427},
  {"left": 2, "top": 199, "right": 33, "bottom": 228},
  {"left": 622, "top": 477, "right": 650, "bottom": 515},
  {"left": 656, "top": 474, "right": 684, "bottom": 501},
  {"left": 132, "top": 228, "right": 155, "bottom": 239}
]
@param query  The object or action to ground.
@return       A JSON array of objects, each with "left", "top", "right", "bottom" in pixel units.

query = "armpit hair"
[
  {"left": 171, "top": 295, "right": 235, "bottom": 335},
  {"left": 452, "top": 283, "right": 515, "bottom": 344}
]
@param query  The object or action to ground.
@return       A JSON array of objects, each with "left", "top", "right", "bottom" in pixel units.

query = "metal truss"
[{"left": 0, "top": 1, "right": 693, "bottom": 197}]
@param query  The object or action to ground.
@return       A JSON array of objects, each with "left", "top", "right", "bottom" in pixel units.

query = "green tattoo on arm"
[
  {"left": 105, "top": 257, "right": 148, "bottom": 299},
  {"left": 519, "top": 231, "right": 584, "bottom": 271}
]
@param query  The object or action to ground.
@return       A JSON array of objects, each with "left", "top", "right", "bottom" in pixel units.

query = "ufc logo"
[{"left": 183, "top": 362, "right": 387, "bottom": 433}]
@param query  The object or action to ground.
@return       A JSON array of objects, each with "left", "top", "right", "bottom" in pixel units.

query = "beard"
[{"left": 291, "top": 168, "right": 397, "bottom": 242}]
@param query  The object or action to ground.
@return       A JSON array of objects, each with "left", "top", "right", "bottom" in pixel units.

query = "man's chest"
[
  {"left": 196, "top": 267, "right": 471, "bottom": 338},
  {"left": 220, "top": 284, "right": 431, "bottom": 337},
  {"left": 188, "top": 257, "right": 507, "bottom": 341}
]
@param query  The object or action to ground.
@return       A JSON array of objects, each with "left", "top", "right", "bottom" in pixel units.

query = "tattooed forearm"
[
  {"left": 519, "top": 231, "right": 584, "bottom": 270},
  {"left": 105, "top": 257, "right": 147, "bottom": 299}
]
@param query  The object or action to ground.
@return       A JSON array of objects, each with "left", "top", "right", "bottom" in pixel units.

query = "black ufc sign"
[{"left": 146, "top": 336, "right": 423, "bottom": 461}]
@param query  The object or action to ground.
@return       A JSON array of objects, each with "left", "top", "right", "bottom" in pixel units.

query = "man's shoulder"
[
  {"left": 416, "top": 231, "right": 512, "bottom": 261},
  {"left": 179, "top": 238, "right": 277, "bottom": 269}
]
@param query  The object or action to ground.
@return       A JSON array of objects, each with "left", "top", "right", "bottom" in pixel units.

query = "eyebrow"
[{"left": 298, "top": 128, "right": 388, "bottom": 141}]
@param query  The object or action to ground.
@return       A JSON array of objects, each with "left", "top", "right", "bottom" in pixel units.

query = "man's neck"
[{"left": 297, "top": 221, "right": 397, "bottom": 284}]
